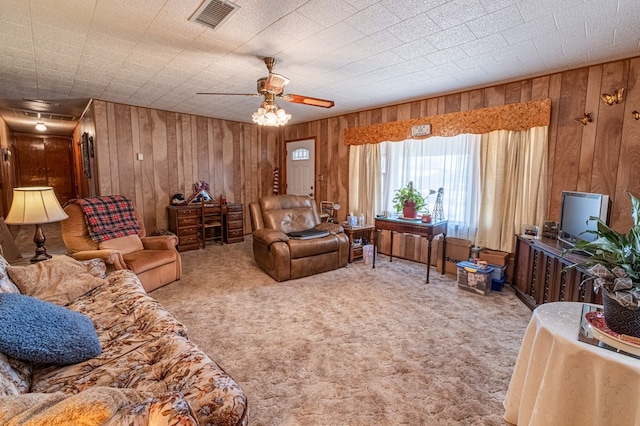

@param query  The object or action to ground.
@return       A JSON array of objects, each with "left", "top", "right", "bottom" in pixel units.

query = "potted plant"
[
  {"left": 565, "top": 191, "right": 640, "bottom": 337},
  {"left": 392, "top": 181, "right": 426, "bottom": 218}
]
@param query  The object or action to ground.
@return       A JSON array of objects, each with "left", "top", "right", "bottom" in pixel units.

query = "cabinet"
[
  {"left": 167, "top": 204, "right": 244, "bottom": 251},
  {"left": 166, "top": 206, "right": 200, "bottom": 252},
  {"left": 223, "top": 204, "right": 244, "bottom": 244},
  {"left": 513, "top": 236, "right": 600, "bottom": 310},
  {"left": 343, "top": 225, "right": 375, "bottom": 262}
]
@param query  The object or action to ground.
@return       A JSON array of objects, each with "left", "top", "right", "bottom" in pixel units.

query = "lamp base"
[{"left": 31, "top": 224, "right": 51, "bottom": 263}]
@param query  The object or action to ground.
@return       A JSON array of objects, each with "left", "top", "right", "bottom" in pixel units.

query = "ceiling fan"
[{"left": 197, "top": 57, "right": 334, "bottom": 126}]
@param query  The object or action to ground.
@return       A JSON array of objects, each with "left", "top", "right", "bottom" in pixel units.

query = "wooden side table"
[{"left": 343, "top": 225, "right": 375, "bottom": 263}]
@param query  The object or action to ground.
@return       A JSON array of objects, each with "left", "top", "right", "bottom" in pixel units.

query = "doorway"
[
  {"left": 14, "top": 134, "right": 76, "bottom": 205},
  {"left": 285, "top": 138, "right": 315, "bottom": 199}
]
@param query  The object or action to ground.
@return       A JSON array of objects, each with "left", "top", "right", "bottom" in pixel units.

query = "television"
[{"left": 558, "top": 191, "right": 610, "bottom": 247}]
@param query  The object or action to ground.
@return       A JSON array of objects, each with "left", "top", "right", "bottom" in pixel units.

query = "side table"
[{"left": 343, "top": 225, "right": 375, "bottom": 263}]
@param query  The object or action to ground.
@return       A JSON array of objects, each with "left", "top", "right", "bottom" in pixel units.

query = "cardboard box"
[
  {"left": 479, "top": 249, "right": 509, "bottom": 266},
  {"left": 457, "top": 261, "right": 494, "bottom": 296},
  {"left": 436, "top": 237, "right": 472, "bottom": 276}
]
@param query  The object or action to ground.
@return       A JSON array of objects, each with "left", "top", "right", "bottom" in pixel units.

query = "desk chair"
[{"left": 200, "top": 200, "right": 223, "bottom": 247}]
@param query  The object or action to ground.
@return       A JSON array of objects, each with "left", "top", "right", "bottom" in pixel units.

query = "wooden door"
[
  {"left": 286, "top": 138, "right": 315, "bottom": 198},
  {"left": 14, "top": 135, "right": 76, "bottom": 205}
]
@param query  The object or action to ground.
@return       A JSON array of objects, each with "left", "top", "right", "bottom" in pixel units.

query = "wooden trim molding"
[{"left": 344, "top": 98, "right": 552, "bottom": 145}]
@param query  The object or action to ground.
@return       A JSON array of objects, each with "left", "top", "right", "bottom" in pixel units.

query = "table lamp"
[{"left": 5, "top": 187, "right": 69, "bottom": 263}]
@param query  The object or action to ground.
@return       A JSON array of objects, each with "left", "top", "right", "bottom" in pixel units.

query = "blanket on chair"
[{"left": 66, "top": 196, "right": 141, "bottom": 243}]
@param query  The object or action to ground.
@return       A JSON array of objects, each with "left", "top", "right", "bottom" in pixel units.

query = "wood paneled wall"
[
  {"left": 89, "top": 55, "right": 640, "bottom": 245},
  {"left": 285, "top": 56, "right": 640, "bottom": 236},
  {"left": 90, "top": 101, "right": 280, "bottom": 233}
]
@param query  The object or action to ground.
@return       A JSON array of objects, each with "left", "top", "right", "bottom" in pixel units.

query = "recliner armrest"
[
  {"left": 141, "top": 235, "right": 178, "bottom": 250},
  {"left": 68, "top": 249, "right": 126, "bottom": 270},
  {"left": 315, "top": 222, "right": 344, "bottom": 235},
  {"left": 253, "top": 228, "right": 289, "bottom": 246}
]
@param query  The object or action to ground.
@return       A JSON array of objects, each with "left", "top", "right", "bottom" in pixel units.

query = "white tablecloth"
[{"left": 503, "top": 301, "right": 640, "bottom": 426}]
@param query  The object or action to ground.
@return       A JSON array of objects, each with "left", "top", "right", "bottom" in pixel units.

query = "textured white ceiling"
[{"left": 1, "top": 0, "right": 639, "bottom": 134}]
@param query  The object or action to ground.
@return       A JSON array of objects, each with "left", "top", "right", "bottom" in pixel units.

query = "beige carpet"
[{"left": 14, "top": 225, "right": 532, "bottom": 425}]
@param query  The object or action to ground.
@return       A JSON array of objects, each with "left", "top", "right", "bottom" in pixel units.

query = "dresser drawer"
[
  {"left": 226, "top": 204, "right": 242, "bottom": 213},
  {"left": 177, "top": 208, "right": 198, "bottom": 217},
  {"left": 227, "top": 220, "right": 243, "bottom": 230},
  {"left": 227, "top": 211, "right": 243, "bottom": 222},
  {"left": 227, "top": 228, "right": 244, "bottom": 239},
  {"left": 179, "top": 234, "right": 199, "bottom": 245},
  {"left": 178, "top": 216, "right": 198, "bottom": 227},
  {"left": 179, "top": 225, "right": 199, "bottom": 236}
]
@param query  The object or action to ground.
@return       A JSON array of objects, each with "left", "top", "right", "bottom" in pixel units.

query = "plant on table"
[
  {"left": 392, "top": 181, "right": 425, "bottom": 218},
  {"left": 565, "top": 191, "right": 640, "bottom": 336}
]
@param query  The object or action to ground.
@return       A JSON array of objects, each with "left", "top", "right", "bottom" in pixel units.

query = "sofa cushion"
[
  {"left": 0, "top": 293, "right": 101, "bottom": 364},
  {"left": 288, "top": 235, "right": 340, "bottom": 258},
  {"left": 0, "top": 255, "right": 19, "bottom": 295},
  {"left": 123, "top": 249, "right": 179, "bottom": 275},
  {"left": 7, "top": 256, "right": 106, "bottom": 306},
  {"left": 98, "top": 234, "right": 144, "bottom": 255},
  {"left": 0, "top": 353, "right": 31, "bottom": 396}
]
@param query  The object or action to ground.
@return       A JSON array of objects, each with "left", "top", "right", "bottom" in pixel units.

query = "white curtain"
[
  {"left": 348, "top": 143, "right": 380, "bottom": 223},
  {"left": 380, "top": 134, "right": 482, "bottom": 241},
  {"left": 475, "top": 126, "right": 549, "bottom": 253}
]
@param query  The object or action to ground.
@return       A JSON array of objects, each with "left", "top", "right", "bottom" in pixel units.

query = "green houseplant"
[
  {"left": 565, "top": 191, "right": 640, "bottom": 337},
  {"left": 392, "top": 181, "right": 427, "bottom": 218}
]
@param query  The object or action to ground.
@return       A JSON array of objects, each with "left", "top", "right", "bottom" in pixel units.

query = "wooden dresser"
[{"left": 166, "top": 204, "right": 244, "bottom": 252}]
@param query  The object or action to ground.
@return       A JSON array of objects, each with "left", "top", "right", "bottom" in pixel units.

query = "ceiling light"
[
  {"left": 252, "top": 102, "right": 291, "bottom": 127},
  {"left": 35, "top": 122, "right": 47, "bottom": 131}
]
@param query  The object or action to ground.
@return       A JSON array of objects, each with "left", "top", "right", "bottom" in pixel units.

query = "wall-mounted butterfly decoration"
[{"left": 601, "top": 88, "right": 625, "bottom": 105}]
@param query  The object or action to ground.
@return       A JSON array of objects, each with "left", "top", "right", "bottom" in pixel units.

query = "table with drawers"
[{"left": 166, "top": 203, "right": 244, "bottom": 252}]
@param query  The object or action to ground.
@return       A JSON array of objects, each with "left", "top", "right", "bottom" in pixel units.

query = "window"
[
  {"left": 380, "top": 134, "right": 481, "bottom": 241},
  {"left": 291, "top": 148, "right": 309, "bottom": 161}
]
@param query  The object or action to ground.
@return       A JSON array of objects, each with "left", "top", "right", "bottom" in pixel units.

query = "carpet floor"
[{"left": 14, "top": 225, "right": 532, "bottom": 425}]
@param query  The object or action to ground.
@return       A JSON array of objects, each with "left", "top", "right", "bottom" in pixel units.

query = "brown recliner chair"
[
  {"left": 61, "top": 199, "right": 182, "bottom": 292},
  {"left": 249, "top": 195, "right": 349, "bottom": 281}
]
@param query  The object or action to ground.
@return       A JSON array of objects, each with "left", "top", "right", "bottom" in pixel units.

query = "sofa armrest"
[
  {"left": 69, "top": 250, "right": 126, "bottom": 270},
  {"left": 315, "top": 222, "right": 344, "bottom": 234},
  {"left": 140, "top": 235, "right": 178, "bottom": 250},
  {"left": 253, "top": 228, "right": 289, "bottom": 245}
]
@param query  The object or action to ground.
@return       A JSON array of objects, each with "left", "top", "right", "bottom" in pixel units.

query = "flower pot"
[
  {"left": 402, "top": 200, "right": 417, "bottom": 218},
  {"left": 602, "top": 289, "right": 640, "bottom": 338}
]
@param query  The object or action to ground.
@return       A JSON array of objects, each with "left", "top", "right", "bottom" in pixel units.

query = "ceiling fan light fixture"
[
  {"left": 252, "top": 103, "right": 291, "bottom": 127},
  {"left": 35, "top": 122, "right": 47, "bottom": 131}
]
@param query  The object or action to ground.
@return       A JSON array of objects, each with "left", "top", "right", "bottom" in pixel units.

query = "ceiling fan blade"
[
  {"left": 281, "top": 94, "right": 334, "bottom": 108},
  {"left": 196, "top": 92, "right": 260, "bottom": 96}
]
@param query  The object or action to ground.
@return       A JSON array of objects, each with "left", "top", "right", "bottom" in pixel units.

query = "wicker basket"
[{"left": 602, "top": 289, "right": 640, "bottom": 338}]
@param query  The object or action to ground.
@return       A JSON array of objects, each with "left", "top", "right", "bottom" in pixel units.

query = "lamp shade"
[{"left": 5, "top": 187, "right": 68, "bottom": 225}]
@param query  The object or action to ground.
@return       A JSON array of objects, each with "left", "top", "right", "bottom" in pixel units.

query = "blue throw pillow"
[{"left": 0, "top": 293, "right": 101, "bottom": 364}]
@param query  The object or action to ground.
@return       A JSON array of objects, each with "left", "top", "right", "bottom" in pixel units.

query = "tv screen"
[{"left": 558, "top": 191, "right": 610, "bottom": 246}]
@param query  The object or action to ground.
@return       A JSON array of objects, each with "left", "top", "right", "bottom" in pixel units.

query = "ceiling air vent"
[
  {"left": 189, "top": 0, "right": 240, "bottom": 30},
  {"left": 22, "top": 110, "right": 77, "bottom": 121}
]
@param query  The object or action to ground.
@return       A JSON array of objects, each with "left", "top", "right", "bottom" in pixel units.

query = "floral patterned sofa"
[{"left": 0, "top": 254, "right": 247, "bottom": 425}]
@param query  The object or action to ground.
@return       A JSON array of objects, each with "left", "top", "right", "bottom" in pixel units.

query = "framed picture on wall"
[{"left": 81, "top": 132, "right": 91, "bottom": 178}]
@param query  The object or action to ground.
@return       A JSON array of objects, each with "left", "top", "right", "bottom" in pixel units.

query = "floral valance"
[{"left": 344, "top": 98, "right": 551, "bottom": 145}]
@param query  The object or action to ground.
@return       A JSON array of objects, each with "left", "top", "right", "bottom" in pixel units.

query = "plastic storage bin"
[
  {"left": 457, "top": 261, "right": 495, "bottom": 296},
  {"left": 491, "top": 276, "right": 506, "bottom": 291}
]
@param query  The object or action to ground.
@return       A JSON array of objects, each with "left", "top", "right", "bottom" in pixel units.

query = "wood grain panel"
[
  {"left": 130, "top": 108, "right": 144, "bottom": 212},
  {"left": 590, "top": 61, "right": 628, "bottom": 209},
  {"left": 531, "top": 76, "right": 550, "bottom": 100},
  {"left": 151, "top": 109, "right": 168, "bottom": 229},
  {"left": 137, "top": 107, "right": 156, "bottom": 231},
  {"left": 613, "top": 57, "right": 640, "bottom": 231},
  {"left": 577, "top": 65, "right": 603, "bottom": 192},
  {"left": 445, "top": 93, "right": 461, "bottom": 113},
  {"left": 549, "top": 68, "right": 589, "bottom": 221},
  {"left": 468, "top": 89, "right": 484, "bottom": 109},
  {"left": 520, "top": 80, "right": 532, "bottom": 102},
  {"left": 546, "top": 73, "right": 562, "bottom": 220},
  {"left": 505, "top": 82, "right": 522, "bottom": 104},
  {"left": 106, "top": 102, "right": 119, "bottom": 195},
  {"left": 166, "top": 113, "right": 178, "bottom": 194},
  {"left": 484, "top": 84, "right": 506, "bottom": 107},
  {"left": 114, "top": 104, "right": 134, "bottom": 198}
]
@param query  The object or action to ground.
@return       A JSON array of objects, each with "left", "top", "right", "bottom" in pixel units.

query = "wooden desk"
[
  {"left": 166, "top": 204, "right": 244, "bottom": 252},
  {"left": 373, "top": 218, "right": 447, "bottom": 283}
]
